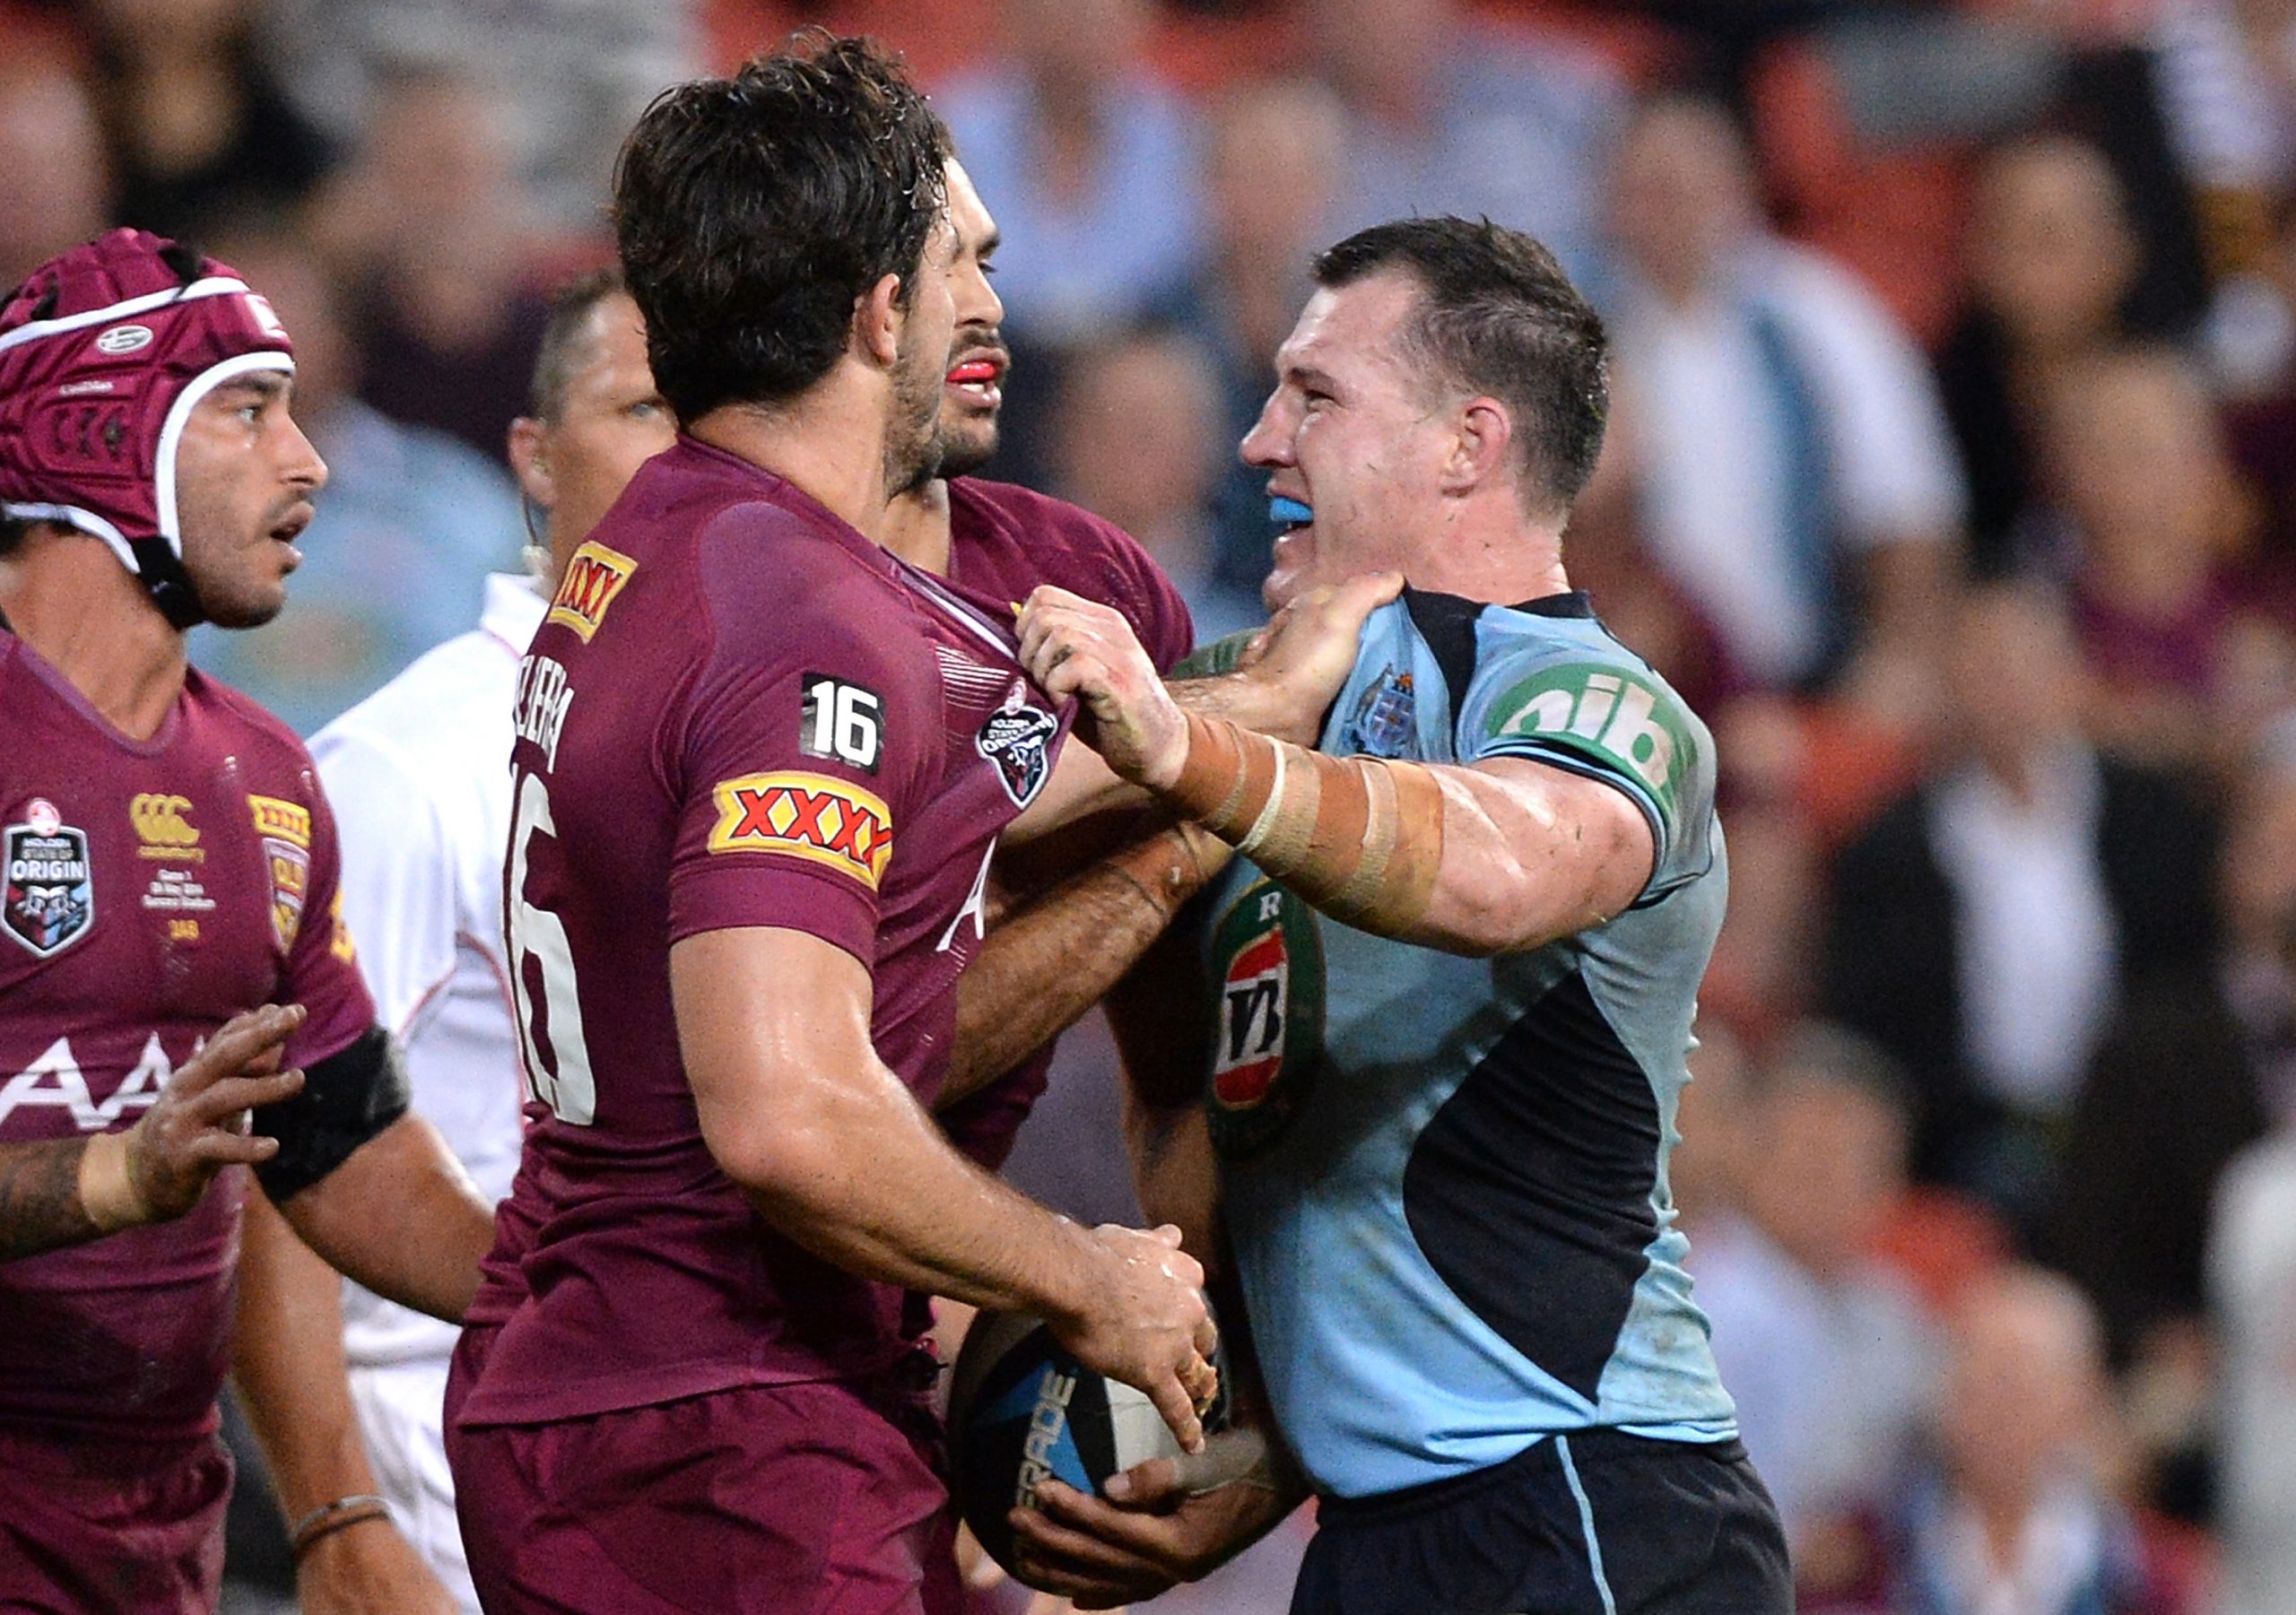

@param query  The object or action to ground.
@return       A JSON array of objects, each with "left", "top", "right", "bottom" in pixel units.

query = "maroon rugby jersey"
[
  {"left": 933, "top": 477, "right": 1195, "bottom": 1169},
  {"left": 0, "top": 632, "right": 373, "bottom": 1444},
  {"left": 459, "top": 439, "right": 1073, "bottom": 1427}
]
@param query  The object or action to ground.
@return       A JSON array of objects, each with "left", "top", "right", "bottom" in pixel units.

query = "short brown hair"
[{"left": 1314, "top": 217, "right": 1609, "bottom": 516}]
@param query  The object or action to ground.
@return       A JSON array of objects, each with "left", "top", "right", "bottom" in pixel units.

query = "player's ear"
[
  {"left": 1441, "top": 397, "right": 1512, "bottom": 497},
  {"left": 508, "top": 417, "right": 555, "bottom": 510},
  {"left": 854, "top": 273, "right": 904, "bottom": 370}
]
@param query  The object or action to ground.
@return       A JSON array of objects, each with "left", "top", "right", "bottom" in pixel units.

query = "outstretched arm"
[
  {"left": 1017, "top": 585, "right": 1654, "bottom": 956},
  {"left": 938, "top": 822, "right": 1229, "bottom": 1112},
  {"left": 1002, "top": 587, "right": 1386, "bottom": 850}
]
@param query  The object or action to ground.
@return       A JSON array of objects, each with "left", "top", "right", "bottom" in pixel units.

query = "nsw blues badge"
[
  {"left": 1345, "top": 666, "right": 1417, "bottom": 758},
  {"left": 4, "top": 797, "right": 94, "bottom": 959},
  {"left": 977, "top": 684, "right": 1058, "bottom": 807}
]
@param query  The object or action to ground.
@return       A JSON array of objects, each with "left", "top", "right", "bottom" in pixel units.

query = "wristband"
[
  {"left": 289, "top": 1494, "right": 391, "bottom": 1559},
  {"left": 77, "top": 1130, "right": 150, "bottom": 1234}
]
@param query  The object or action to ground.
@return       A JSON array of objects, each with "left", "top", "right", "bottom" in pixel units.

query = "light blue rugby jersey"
[{"left": 1188, "top": 587, "right": 1736, "bottom": 1499}]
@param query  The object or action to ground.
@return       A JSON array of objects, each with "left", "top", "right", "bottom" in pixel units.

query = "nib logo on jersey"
[
  {"left": 1205, "top": 879, "right": 1325, "bottom": 1161},
  {"left": 976, "top": 682, "right": 1057, "bottom": 807},
  {"left": 4, "top": 798, "right": 94, "bottom": 959}
]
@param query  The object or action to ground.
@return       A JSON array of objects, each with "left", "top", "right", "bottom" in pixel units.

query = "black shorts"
[{"left": 1292, "top": 1428, "right": 1791, "bottom": 1615}]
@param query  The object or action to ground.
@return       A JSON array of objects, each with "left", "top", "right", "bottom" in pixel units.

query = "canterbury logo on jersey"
[
  {"left": 546, "top": 541, "right": 638, "bottom": 642},
  {"left": 130, "top": 794, "right": 201, "bottom": 858},
  {"left": 0, "top": 1033, "right": 174, "bottom": 1130},
  {"left": 708, "top": 771, "right": 893, "bottom": 890}
]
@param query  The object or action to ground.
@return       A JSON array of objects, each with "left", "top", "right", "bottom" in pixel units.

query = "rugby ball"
[{"left": 945, "top": 1309, "right": 1228, "bottom": 1575}]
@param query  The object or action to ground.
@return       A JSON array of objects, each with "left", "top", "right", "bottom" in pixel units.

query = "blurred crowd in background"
[{"left": 6, "top": 0, "right": 2296, "bottom": 1610}]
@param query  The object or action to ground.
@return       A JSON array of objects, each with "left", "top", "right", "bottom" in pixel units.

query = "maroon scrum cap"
[{"left": 0, "top": 228, "right": 295, "bottom": 628}]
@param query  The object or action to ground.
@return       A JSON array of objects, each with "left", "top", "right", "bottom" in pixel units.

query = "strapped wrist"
[
  {"left": 1159, "top": 713, "right": 1444, "bottom": 936},
  {"left": 77, "top": 1130, "right": 150, "bottom": 1234}
]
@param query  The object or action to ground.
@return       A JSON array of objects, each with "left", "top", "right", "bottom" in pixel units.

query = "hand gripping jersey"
[
  {"left": 1189, "top": 589, "right": 1737, "bottom": 1498},
  {"left": 457, "top": 440, "right": 1071, "bottom": 1428},
  {"left": 325, "top": 492, "right": 1179, "bottom": 1611},
  {"left": 0, "top": 630, "right": 374, "bottom": 1445}
]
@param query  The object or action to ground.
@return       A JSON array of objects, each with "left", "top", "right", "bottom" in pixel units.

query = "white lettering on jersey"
[
  {"left": 100, "top": 1034, "right": 175, "bottom": 1124},
  {"left": 1499, "top": 671, "right": 1677, "bottom": 793},
  {"left": 513, "top": 656, "right": 577, "bottom": 773},
  {"left": 1600, "top": 684, "right": 1676, "bottom": 792},
  {"left": 0, "top": 1033, "right": 170, "bottom": 1130},
  {"left": 937, "top": 840, "right": 997, "bottom": 955}
]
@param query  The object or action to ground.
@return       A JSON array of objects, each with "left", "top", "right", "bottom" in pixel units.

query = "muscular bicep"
[
  {"left": 1415, "top": 757, "right": 1655, "bottom": 956},
  {"left": 671, "top": 927, "right": 905, "bottom": 1190}
]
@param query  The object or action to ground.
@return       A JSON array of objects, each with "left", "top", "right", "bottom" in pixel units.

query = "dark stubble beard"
[{"left": 883, "top": 331, "right": 947, "bottom": 499}]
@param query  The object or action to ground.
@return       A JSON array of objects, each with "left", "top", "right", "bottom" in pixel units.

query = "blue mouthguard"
[{"left": 1270, "top": 496, "right": 1314, "bottom": 526}]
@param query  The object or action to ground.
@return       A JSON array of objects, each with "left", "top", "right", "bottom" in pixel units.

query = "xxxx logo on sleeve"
[
  {"left": 248, "top": 794, "right": 312, "bottom": 953},
  {"left": 545, "top": 540, "right": 638, "bottom": 643},
  {"left": 708, "top": 771, "right": 894, "bottom": 890}
]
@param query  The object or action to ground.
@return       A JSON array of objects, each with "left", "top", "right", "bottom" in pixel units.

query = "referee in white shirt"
[{"left": 310, "top": 268, "right": 671, "bottom": 1608}]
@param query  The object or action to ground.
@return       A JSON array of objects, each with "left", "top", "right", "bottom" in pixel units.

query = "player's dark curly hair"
[
  {"left": 612, "top": 33, "right": 950, "bottom": 422},
  {"left": 1314, "top": 217, "right": 1609, "bottom": 517}
]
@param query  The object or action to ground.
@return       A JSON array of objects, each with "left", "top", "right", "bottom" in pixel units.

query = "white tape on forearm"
[
  {"left": 1233, "top": 742, "right": 1287, "bottom": 858},
  {"left": 78, "top": 1130, "right": 149, "bottom": 1234}
]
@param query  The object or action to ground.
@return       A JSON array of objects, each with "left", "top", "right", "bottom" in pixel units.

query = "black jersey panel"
[{"left": 1402, "top": 966, "right": 1661, "bottom": 1402}]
